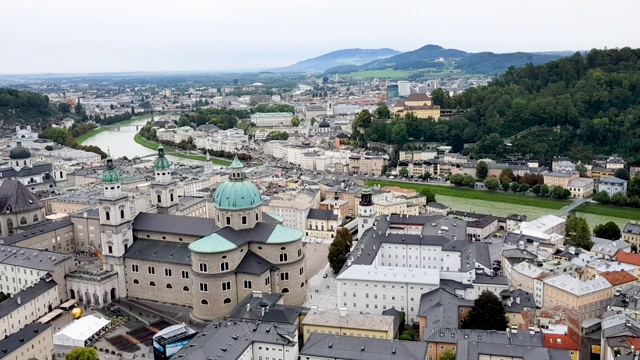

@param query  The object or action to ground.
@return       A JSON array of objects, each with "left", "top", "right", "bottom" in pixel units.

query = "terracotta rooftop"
[
  {"left": 543, "top": 330, "right": 581, "bottom": 351},
  {"left": 405, "top": 93, "right": 432, "bottom": 102},
  {"left": 616, "top": 250, "right": 640, "bottom": 266},
  {"left": 600, "top": 270, "right": 637, "bottom": 286}
]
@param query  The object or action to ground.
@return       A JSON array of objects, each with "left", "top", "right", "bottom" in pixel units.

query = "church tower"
[
  {"left": 151, "top": 145, "right": 178, "bottom": 214},
  {"left": 98, "top": 155, "right": 132, "bottom": 298},
  {"left": 357, "top": 187, "right": 375, "bottom": 239}
]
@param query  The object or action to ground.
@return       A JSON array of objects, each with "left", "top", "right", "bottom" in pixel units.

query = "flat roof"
[{"left": 303, "top": 309, "right": 394, "bottom": 332}]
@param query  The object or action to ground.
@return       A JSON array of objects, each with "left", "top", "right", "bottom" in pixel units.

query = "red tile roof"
[
  {"left": 405, "top": 93, "right": 431, "bottom": 102},
  {"left": 543, "top": 328, "right": 581, "bottom": 351},
  {"left": 600, "top": 270, "right": 638, "bottom": 286},
  {"left": 616, "top": 250, "right": 640, "bottom": 266}
]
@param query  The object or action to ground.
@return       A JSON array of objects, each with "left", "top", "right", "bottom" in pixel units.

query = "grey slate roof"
[
  {"left": 174, "top": 320, "right": 297, "bottom": 360},
  {"left": 301, "top": 333, "right": 428, "bottom": 360},
  {"left": 227, "top": 293, "right": 284, "bottom": 321},
  {"left": 500, "top": 289, "right": 536, "bottom": 313},
  {"left": 624, "top": 222, "right": 640, "bottom": 235},
  {"left": 474, "top": 273, "right": 509, "bottom": 286},
  {"left": 418, "top": 289, "right": 473, "bottom": 328},
  {"left": 125, "top": 239, "right": 191, "bottom": 265},
  {"left": 0, "top": 322, "right": 51, "bottom": 359},
  {"left": 0, "top": 278, "right": 57, "bottom": 319},
  {"left": 234, "top": 251, "right": 274, "bottom": 275},
  {"left": 0, "top": 180, "right": 44, "bottom": 213},
  {"left": 0, "top": 244, "right": 71, "bottom": 271},
  {"left": 0, "top": 163, "right": 52, "bottom": 179},
  {"left": 133, "top": 212, "right": 219, "bottom": 237},
  {"left": 461, "top": 242, "right": 491, "bottom": 271},
  {"left": 456, "top": 340, "right": 571, "bottom": 360},
  {"left": 0, "top": 218, "right": 73, "bottom": 246},
  {"left": 307, "top": 209, "right": 338, "bottom": 221},
  {"left": 425, "top": 328, "right": 543, "bottom": 347}
]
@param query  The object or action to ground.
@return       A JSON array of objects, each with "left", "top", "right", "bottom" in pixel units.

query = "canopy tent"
[
  {"left": 38, "top": 309, "right": 64, "bottom": 324},
  {"left": 59, "top": 299, "right": 77, "bottom": 310},
  {"left": 53, "top": 314, "right": 111, "bottom": 347}
]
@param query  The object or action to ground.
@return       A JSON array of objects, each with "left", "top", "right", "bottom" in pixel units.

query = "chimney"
[
  {"left": 252, "top": 291, "right": 262, "bottom": 298},
  {"left": 339, "top": 308, "right": 347, "bottom": 317},
  {"left": 82, "top": 212, "right": 87, "bottom": 218}
]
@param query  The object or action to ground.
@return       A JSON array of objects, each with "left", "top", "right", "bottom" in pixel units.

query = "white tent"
[{"left": 53, "top": 314, "right": 111, "bottom": 347}]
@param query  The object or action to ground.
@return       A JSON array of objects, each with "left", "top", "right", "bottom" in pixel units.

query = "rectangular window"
[
  {"left": 199, "top": 283, "right": 208, "bottom": 292},
  {"left": 265, "top": 277, "right": 270, "bottom": 286},
  {"left": 279, "top": 253, "right": 288, "bottom": 262},
  {"left": 242, "top": 216, "right": 247, "bottom": 225},
  {"left": 108, "top": 246, "right": 113, "bottom": 254},
  {"left": 244, "top": 280, "right": 252, "bottom": 289},
  {"left": 148, "top": 266, "right": 155, "bottom": 275},
  {"left": 220, "top": 262, "right": 229, "bottom": 271},
  {"left": 131, "top": 264, "right": 139, "bottom": 273},
  {"left": 199, "top": 263, "right": 208, "bottom": 273},
  {"left": 280, "top": 272, "right": 289, "bottom": 281},
  {"left": 299, "top": 267, "right": 304, "bottom": 275},
  {"left": 222, "top": 281, "right": 231, "bottom": 291},
  {"left": 181, "top": 271, "right": 189, "bottom": 279},
  {"left": 226, "top": 217, "right": 231, "bottom": 225},
  {"left": 165, "top": 268, "right": 172, "bottom": 277}
]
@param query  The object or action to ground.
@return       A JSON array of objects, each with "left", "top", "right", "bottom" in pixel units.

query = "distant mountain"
[
  {"left": 274, "top": 48, "right": 401, "bottom": 73},
  {"left": 323, "top": 44, "right": 566, "bottom": 75}
]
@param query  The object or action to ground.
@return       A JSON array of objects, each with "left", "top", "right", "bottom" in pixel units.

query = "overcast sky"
[{"left": 2, "top": 0, "right": 639, "bottom": 74}]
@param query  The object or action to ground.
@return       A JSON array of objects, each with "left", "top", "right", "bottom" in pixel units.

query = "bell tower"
[
  {"left": 98, "top": 154, "right": 132, "bottom": 298},
  {"left": 150, "top": 145, "right": 178, "bottom": 214},
  {"left": 357, "top": 187, "right": 375, "bottom": 239}
]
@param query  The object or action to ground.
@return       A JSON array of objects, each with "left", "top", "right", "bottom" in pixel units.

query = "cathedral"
[{"left": 0, "top": 146, "right": 307, "bottom": 321}]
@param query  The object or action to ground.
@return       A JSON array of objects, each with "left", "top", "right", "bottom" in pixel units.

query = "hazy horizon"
[{"left": 2, "top": 0, "right": 639, "bottom": 75}]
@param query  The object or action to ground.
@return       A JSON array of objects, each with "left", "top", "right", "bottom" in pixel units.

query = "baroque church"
[{"left": 0, "top": 146, "right": 307, "bottom": 321}]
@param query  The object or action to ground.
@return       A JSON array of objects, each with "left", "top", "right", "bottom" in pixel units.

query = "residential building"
[
  {"left": 250, "top": 112, "right": 294, "bottom": 127},
  {"left": 543, "top": 172, "right": 579, "bottom": 188},
  {"left": 417, "top": 288, "right": 474, "bottom": 340},
  {"left": 500, "top": 289, "right": 536, "bottom": 326},
  {"left": 302, "top": 308, "right": 395, "bottom": 343},
  {"left": 262, "top": 188, "right": 321, "bottom": 231},
  {"left": 606, "top": 155, "right": 627, "bottom": 169},
  {"left": 622, "top": 222, "right": 640, "bottom": 248},
  {"left": 543, "top": 274, "right": 612, "bottom": 320},
  {"left": 0, "top": 322, "right": 53, "bottom": 360},
  {"left": 566, "top": 177, "right": 594, "bottom": 198},
  {"left": 0, "top": 278, "right": 59, "bottom": 338},
  {"left": 599, "top": 176, "right": 628, "bottom": 196},
  {"left": 300, "top": 333, "right": 428, "bottom": 360},
  {"left": 599, "top": 270, "right": 638, "bottom": 292}
]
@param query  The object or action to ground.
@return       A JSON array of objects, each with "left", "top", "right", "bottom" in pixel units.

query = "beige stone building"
[
  {"left": 0, "top": 322, "right": 53, "bottom": 360},
  {"left": 622, "top": 222, "right": 640, "bottom": 248},
  {"left": 0, "top": 279, "right": 59, "bottom": 338},
  {"left": 543, "top": 274, "right": 612, "bottom": 320},
  {"left": 543, "top": 171, "right": 579, "bottom": 188},
  {"left": 393, "top": 93, "right": 441, "bottom": 120},
  {"left": 302, "top": 308, "right": 395, "bottom": 343}
]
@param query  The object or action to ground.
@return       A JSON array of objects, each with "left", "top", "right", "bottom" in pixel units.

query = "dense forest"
[
  {"left": 0, "top": 88, "right": 58, "bottom": 125},
  {"left": 353, "top": 48, "right": 640, "bottom": 165}
]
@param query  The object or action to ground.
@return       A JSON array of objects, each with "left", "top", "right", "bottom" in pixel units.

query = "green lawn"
[
  {"left": 133, "top": 133, "right": 231, "bottom": 165},
  {"left": 576, "top": 203, "right": 640, "bottom": 221},
  {"left": 367, "top": 180, "right": 569, "bottom": 210}
]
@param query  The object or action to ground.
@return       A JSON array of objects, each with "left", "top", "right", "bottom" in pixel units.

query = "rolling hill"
[{"left": 273, "top": 48, "right": 400, "bottom": 73}]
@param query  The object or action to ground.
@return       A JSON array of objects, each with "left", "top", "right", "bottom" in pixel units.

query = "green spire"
[
  {"left": 102, "top": 154, "right": 121, "bottom": 184},
  {"left": 229, "top": 155, "right": 244, "bottom": 169},
  {"left": 153, "top": 145, "right": 171, "bottom": 171}
]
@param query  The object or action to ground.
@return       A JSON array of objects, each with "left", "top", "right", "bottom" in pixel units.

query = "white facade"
[
  {"left": 599, "top": 177, "right": 628, "bottom": 196},
  {"left": 250, "top": 112, "right": 294, "bottom": 127},
  {"left": 0, "top": 281, "right": 59, "bottom": 338},
  {"left": 398, "top": 81, "right": 411, "bottom": 97}
]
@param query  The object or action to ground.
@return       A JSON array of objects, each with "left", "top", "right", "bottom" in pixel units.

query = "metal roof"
[
  {"left": 125, "top": 239, "right": 191, "bottom": 265},
  {"left": 132, "top": 212, "right": 219, "bottom": 237},
  {"left": 0, "top": 278, "right": 57, "bottom": 319},
  {"left": 301, "top": 333, "right": 427, "bottom": 360},
  {"left": 0, "top": 322, "right": 51, "bottom": 359}
]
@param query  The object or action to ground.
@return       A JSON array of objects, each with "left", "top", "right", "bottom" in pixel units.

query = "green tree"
[
  {"left": 593, "top": 191, "right": 611, "bottom": 204},
  {"left": 518, "top": 183, "right": 530, "bottom": 193},
  {"left": 57, "top": 102, "right": 71, "bottom": 113},
  {"left": 499, "top": 169, "right": 515, "bottom": 183},
  {"left": 474, "top": 133, "right": 505, "bottom": 159},
  {"left": 399, "top": 330, "right": 414, "bottom": 341},
  {"left": 44, "top": 145, "right": 54, "bottom": 151},
  {"left": 614, "top": 168, "right": 630, "bottom": 181},
  {"left": 440, "top": 349, "right": 456, "bottom": 360},
  {"left": 566, "top": 217, "right": 593, "bottom": 250},
  {"left": 551, "top": 186, "right": 570, "bottom": 199},
  {"left": 38, "top": 127, "right": 72, "bottom": 146},
  {"left": 420, "top": 188, "right": 436, "bottom": 203},
  {"left": 74, "top": 103, "right": 84, "bottom": 114},
  {"left": 501, "top": 181, "right": 510, "bottom": 192},
  {"left": 484, "top": 177, "right": 499, "bottom": 190},
  {"left": 462, "top": 175, "right": 476, "bottom": 188},
  {"left": 629, "top": 174, "right": 640, "bottom": 198},
  {"left": 66, "top": 347, "right": 98, "bottom": 360},
  {"left": 291, "top": 116, "right": 300, "bottom": 127},
  {"left": 540, "top": 184, "right": 550, "bottom": 196},
  {"left": 449, "top": 174, "right": 464, "bottom": 186},
  {"left": 593, "top": 221, "right": 622, "bottom": 240},
  {"left": 575, "top": 163, "right": 588, "bottom": 177},
  {"left": 328, "top": 228, "right": 353, "bottom": 274},
  {"left": 399, "top": 167, "right": 409, "bottom": 177},
  {"left": 531, "top": 184, "right": 541, "bottom": 195},
  {"left": 353, "top": 109, "right": 372, "bottom": 129},
  {"left": 391, "top": 122, "right": 408, "bottom": 147},
  {"left": 510, "top": 182, "right": 520, "bottom": 193},
  {"left": 476, "top": 161, "right": 488, "bottom": 180},
  {"left": 611, "top": 191, "right": 628, "bottom": 206},
  {"left": 265, "top": 131, "right": 289, "bottom": 141},
  {"left": 420, "top": 171, "right": 432, "bottom": 180},
  {"left": 461, "top": 291, "right": 509, "bottom": 330},
  {"left": 375, "top": 103, "right": 391, "bottom": 119}
]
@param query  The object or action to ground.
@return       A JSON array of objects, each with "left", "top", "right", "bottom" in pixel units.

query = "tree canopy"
[
  {"left": 328, "top": 228, "right": 353, "bottom": 274},
  {"left": 476, "top": 161, "right": 488, "bottom": 180},
  {"left": 66, "top": 347, "right": 98, "bottom": 360},
  {"left": 265, "top": 131, "right": 289, "bottom": 141},
  {"left": 593, "top": 221, "right": 622, "bottom": 240},
  {"left": 566, "top": 217, "right": 593, "bottom": 250},
  {"left": 461, "top": 291, "right": 508, "bottom": 330}
]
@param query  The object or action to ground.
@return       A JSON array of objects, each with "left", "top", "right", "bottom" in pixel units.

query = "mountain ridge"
[{"left": 272, "top": 48, "right": 401, "bottom": 73}]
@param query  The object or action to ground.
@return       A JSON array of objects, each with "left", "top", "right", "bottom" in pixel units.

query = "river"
[{"left": 82, "top": 118, "right": 204, "bottom": 166}]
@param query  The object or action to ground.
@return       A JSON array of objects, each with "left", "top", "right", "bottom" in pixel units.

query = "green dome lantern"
[
  {"left": 153, "top": 145, "right": 171, "bottom": 171},
  {"left": 102, "top": 155, "right": 121, "bottom": 184},
  {"left": 213, "top": 156, "right": 262, "bottom": 210}
]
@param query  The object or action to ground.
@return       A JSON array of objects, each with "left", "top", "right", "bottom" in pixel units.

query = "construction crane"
[{"left": 88, "top": 242, "right": 103, "bottom": 263}]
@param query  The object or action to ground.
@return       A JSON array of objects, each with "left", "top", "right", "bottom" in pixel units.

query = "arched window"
[
  {"left": 220, "top": 262, "right": 229, "bottom": 272},
  {"left": 301, "top": 282, "right": 305, "bottom": 288},
  {"left": 183, "top": 286, "right": 189, "bottom": 292},
  {"left": 281, "top": 288, "right": 290, "bottom": 293},
  {"left": 6, "top": 219, "right": 13, "bottom": 234},
  {"left": 33, "top": 214, "right": 38, "bottom": 223},
  {"left": 166, "top": 284, "right": 173, "bottom": 289},
  {"left": 19, "top": 217, "right": 26, "bottom": 225},
  {"left": 157, "top": 194, "right": 162, "bottom": 203},
  {"left": 60, "top": 171, "right": 63, "bottom": 178},
  {"left": 201, "top": 299, "right": 209, "bottom": 305},
  {"left": 133, "top": 279, "right": 139, "bottom": 284},
  {"left": 105, "top": 211, "right": 110, "bottom": 221},
  {"left": 223, "top": 298, "right": 232, "bottom": 304},
  {"left": 199, "top": 263, "right": 208, "bottom": 273},
  {"left": 120, "top": 209, "right": 125, "bottom": 219},
  {"left": 149, "top": 281, "right": 156, "bottom": 287}
]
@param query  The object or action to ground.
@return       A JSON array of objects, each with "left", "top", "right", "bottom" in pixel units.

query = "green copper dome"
[
  {"left": 102, "top": 155, "right": 121, "bottom": 184},
  {"left": 189, "top": 233, "right": 238, "bottom": 254},
  {"left": 213, "top": 157, "right": 262, "bottom": 210},
  {"left": 153, "top": 145, "right": 171, "bottom": 171}
]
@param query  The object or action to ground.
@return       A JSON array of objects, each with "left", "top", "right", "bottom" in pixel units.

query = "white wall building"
[{"left": 250, "top": 112, "right": 294, "bottom": 127}]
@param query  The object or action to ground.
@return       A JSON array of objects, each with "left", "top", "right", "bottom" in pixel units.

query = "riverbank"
[
  {"left": 133, "top": 133, "right": 231, "bottom": 166},
  {"left": 367, "top": 179, "right": 640, "bottom": 222},
  {"left": 77, "top": 114, "right": 154, "bottom": 144}
]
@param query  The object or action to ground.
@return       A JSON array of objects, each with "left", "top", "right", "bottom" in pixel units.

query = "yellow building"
[
  {"left": 394, "top": 93, "right": 441, "bottom": 120},
  {"left": 543, "top": 274, "right": 612, "bottom": 320},
  {"left": 543, "top": 171, "right": 579, "bottom": 188},
  {"left": 301, "top": 308, "right": 395, "bottom": 343}
]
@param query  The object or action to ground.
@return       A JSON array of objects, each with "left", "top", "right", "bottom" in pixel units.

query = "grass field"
[
  {"left": 576, "top": 203, "right": 640, "bottom": 221},
  {"left": 134, "top": 133, "right": 231, "bottom": 165},
  {"left": 367, "top": 180, "right": 569, "bottom": 210}
]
